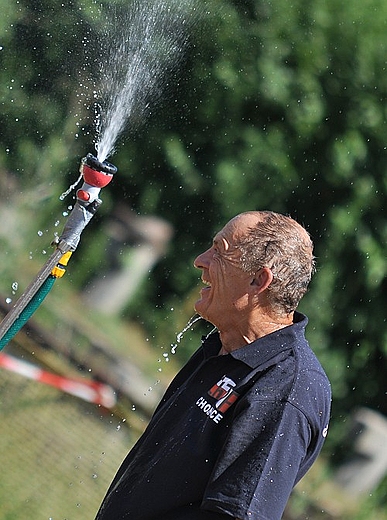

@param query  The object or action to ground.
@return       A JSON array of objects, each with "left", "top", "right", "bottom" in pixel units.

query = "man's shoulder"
[{"left": 287, "top": 340, "right": 331, "bottom": 424}]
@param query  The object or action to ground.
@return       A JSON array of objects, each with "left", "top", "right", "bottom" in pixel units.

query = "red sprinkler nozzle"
[
  {"left": 81, "top": 153, "right": 117, "bottom": 188},
  {"left": 77, "top": 153, "right": 117, "bottom": 204},
  {"left": 58, "top": 153, "right": 118, "bottom": 251}
]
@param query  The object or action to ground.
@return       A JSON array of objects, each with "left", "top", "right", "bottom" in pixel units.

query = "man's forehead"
[
  {"left": 211, "top": 216, "right": 259, "bottom": 251},
  {"left": 217, "top": 213, "right": 263, "bottom": 239}
]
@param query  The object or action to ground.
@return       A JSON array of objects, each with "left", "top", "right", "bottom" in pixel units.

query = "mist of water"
[{"left": 95, "top": 0, "right": 200, "bottom": 163}]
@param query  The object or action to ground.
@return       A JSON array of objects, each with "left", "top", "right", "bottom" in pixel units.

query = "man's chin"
[
  {"left": 194, "top": 300, "right": 202, "bottom": 315},
  {"left": 194, "top": 300, "right": 207, "bottom": 319}
]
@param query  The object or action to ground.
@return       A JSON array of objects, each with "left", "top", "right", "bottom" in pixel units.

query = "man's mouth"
[{"left": 200, "top": 279, "right": 211, "bottom": 293}]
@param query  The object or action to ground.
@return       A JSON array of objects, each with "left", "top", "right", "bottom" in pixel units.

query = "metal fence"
[{"left": 0, "top": 367, "right": 136, "bottom": 520}]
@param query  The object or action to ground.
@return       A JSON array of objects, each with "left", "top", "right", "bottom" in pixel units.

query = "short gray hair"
[{"left": 238, "top": 211, "right": 315, "bottom": 314}]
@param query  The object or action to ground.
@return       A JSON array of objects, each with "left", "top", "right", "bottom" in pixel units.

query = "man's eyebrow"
[
  {"left": 213, "top": 236, "right": 230, "bottom": 252},
  {"left": 213, "top": 236, "right": 222, "bottom": 248}
]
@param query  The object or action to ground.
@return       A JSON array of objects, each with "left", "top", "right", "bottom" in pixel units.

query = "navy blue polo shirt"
[{"left": 95, "top": 312, "right": 331, "bottom": 520}]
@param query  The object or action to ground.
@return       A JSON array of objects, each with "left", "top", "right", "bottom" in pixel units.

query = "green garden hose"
[{"left": 0, "top": 275, "right": 56, "bottom": 351}]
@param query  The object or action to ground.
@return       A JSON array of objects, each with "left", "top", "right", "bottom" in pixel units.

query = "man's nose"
[{"left": 194, "top": 248, "right": 211, "bottom": 269}]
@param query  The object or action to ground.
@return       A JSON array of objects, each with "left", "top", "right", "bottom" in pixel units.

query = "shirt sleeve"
[{"left": 202, "top": 397, "right": 311, "bottom": 520}]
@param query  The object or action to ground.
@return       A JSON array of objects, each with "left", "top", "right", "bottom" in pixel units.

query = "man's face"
[{"left": 194, "top": 213, "right": 262, "bottom": 328}]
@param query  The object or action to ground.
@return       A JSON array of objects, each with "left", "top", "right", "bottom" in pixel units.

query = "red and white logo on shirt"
[
  {"left": 196, "top": 375, "right": 239, "bottom": 423},
  {"left": 208, "top": 375, "right": 239, "bottom": 413}
]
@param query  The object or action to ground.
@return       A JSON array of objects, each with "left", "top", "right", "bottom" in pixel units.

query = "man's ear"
[{"left": 250, "top": 267, "right": 273, "bottom": 293}]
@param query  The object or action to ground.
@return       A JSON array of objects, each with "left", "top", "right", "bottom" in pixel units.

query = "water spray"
[{"left": 0, "top": 153, "right": 117, "bottom": 350}]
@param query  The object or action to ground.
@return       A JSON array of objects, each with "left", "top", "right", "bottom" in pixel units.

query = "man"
[{"left": 95, "top": 210, "right": 331, "bottom": 520}]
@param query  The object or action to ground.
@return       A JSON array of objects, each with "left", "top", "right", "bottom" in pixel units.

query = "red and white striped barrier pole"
[{"left": 0, "top": 352, "right": 116, "bottom": 409}]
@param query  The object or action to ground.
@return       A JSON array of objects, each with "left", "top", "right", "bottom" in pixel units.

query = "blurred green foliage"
[{"left": 1, "top": 0, "right": 387, "bottom": 496}]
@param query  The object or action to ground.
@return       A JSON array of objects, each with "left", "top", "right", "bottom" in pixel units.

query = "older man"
[{"left": 95, "top": 211, "right": 331, "bottom": 520}]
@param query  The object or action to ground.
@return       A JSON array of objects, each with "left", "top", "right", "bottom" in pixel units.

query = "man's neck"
[{"left": 217, "top": 312, "right": 293, "bottom": 355}]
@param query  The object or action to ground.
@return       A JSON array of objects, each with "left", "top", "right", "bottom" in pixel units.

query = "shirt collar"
[{"left": 202, "top": 312, "right": 308, "bottom": 368}]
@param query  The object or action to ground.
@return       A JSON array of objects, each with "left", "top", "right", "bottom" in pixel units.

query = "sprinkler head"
[
  {"left": 80, "top": 153, "right": 117, "bottom": 189},
  {"left": 83, "top": 153, "right": 117, "bottom": 176}
]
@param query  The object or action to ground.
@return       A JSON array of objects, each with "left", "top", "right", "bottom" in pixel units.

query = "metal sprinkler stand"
[{"left": 0, "top": 154, "right": 117, "bottom": 350}]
